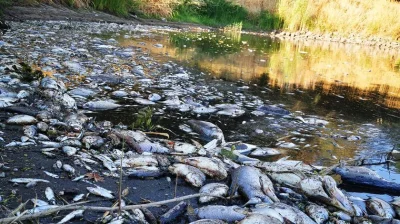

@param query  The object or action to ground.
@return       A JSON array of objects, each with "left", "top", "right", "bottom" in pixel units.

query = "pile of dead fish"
[{"left": 1, "top": 20, "right": 400, "bottom": 224}]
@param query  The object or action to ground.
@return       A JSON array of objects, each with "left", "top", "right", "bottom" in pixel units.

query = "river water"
[{"left": 103, "top": 30, "right": 400, "bottom": 199}]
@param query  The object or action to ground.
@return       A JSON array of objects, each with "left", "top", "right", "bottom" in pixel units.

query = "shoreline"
[{"left": 3, "top": 4, "right": 400, "bottom": 52}]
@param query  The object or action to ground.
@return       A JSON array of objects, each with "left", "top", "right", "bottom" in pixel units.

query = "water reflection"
[{"left": 119, "top": 31, "right": 400, "bottom": 112}]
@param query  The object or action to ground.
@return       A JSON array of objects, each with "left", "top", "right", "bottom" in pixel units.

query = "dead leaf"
[{"left": 85, "top": 172, "right": 104, "bottom": 182}]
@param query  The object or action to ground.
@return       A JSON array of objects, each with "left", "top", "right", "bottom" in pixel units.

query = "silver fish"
[
  {"left": 239, "top": 213, "right": 283, "bottom": 224},
  {"left": 45, "top": 187, "right": 56, "bottom": 204},
  {"left": 173, "top": 142, "right": 197, "bottom": 154},
  {"left": 393, "top": 197, "right": 400, "bottom": 217},
  {"left": 27, "top": 205, "right": 58, "bottom": 214},
  {"left": 87, "top": 186, "right": 114, "bottom": 199},
  {"left": 168, "top": 164, "right": 206, "bottom": 187},
  {"left": 333, "top": 211, "right": 352, "bottom": 222},
  {"left": 251, "top": 204, "right": 285, "bottom": 222},
  {"left": 367, "top": 197, "right": 395, "bottom": 219},
  {"left": 62, "top": 146, "right": 78, "bottom": 156},
  {"left": 73, "top": 194, "right": 85, "bottom": 202},
  {"left": 195, "top": 205, "right": 247, "bottom": 222},
  {"left": 268, "top": 172, "right": 306, "bottom": 188},
  {"left": 23, "top": 125, "right": 37, "bottom": 138},
  {"left": 306, "top": 204, "right": 329, "bottom": 224},
  {"left": 189, "top": 220, "right": 226, "bottom": 224},
  {"left": 299, "top": 177, "right": 330, "bottom": 202},
  {"left": 7, "top": 115, "right": 37, "bottom": 125},
  {"left": 187, "top": 120, "right": 225, "bottom": 144},
  {"left": 57, "top": 209, "right": 84, "bottom": 224},
  {"left": 270, "top": 202, "right": 317, "bottom": 224},
  {"left": 83, "top": 100, "right": 121, "bottom": 110},
  {"left": 199, "top": 183, "right": 229, "bottom": 203},
  {"left": 230, "top": 166, "right": 279, "bottom": 205},
  {"left": 43, "top": 171, "right": 59, "bottom": 179},
  {"left": 323, "top": 175, "right": 355, "bottom": 214},
  {"left": 119, "top": 155, "right": 158, "bottom": 168},
  {"left": 62, "top": 164, "right": 75, "bottom": 174},
  {"left": 177, "top": 157, "right": 227, "bottom": 180},
  {"left": 127, "top": 166, "right": 164, "bottom": 178},
  {"left": 31, "top": 199, "right": 49, "bottom": 207},
  {"left": 9, "top": 178, "right": 49, "bottom": 184}
]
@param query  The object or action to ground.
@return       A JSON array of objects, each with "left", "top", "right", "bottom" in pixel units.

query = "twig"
[{"left": 0, "top": 193, "right": 208, "bottom": 224}]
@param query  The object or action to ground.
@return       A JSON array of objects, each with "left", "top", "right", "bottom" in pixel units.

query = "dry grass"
[
  {"left": 135, "top": 0, "right": 178, "bottom": 17},
  {"left": 31, "top": 0, "right": 90, "bottom": 8},
  {"left": 231, "top": 0, "right": 278, "bottom": 13},
  {"left": 278, "top": 0, "right": 400, "bottom": 39}
]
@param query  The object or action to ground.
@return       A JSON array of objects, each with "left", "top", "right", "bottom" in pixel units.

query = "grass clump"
[
  {"left": 171, "top": 0, "right": 282, "bottom": 30},
  {"left": 92, "top": 0, "right": 134, "bottom": 16},
  {"left": 130, "top": 107, "right": 156, "bottom": 131}
]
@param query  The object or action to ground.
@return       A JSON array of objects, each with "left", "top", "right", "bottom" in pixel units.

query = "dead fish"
[
  {"left": 177, "top": 157, "right": 227, "bottom": 180},
  {"left": 27, "top": 205, "right": 59, "bottom": 214},
  {"left": 62, "top": 164, "right": 75, "bottom": 174},
  {"left": 83, "top": 100, "right": 121, "bottom": 110},
  {"left": 168, "top": 164, "right": 206, "bottom": 187},
  {"left": 148, "top": 93, "right": 161, "bottom": 101},
  {"left": 57, "top": 209, "right": 84, "bottom": 224},
  {"left": 26, "top": 181, "right": 37, "bottom": 188},
  {"left": 195, "top": 205, "right": 247, "bottom": 222},
  {"left": 138, "top": 140, "right": 170, "bottom": 153},
  {"left": 258, "top": 159, "right": 315, "bottom": 173},
  {"left": 173, "top": 142, "right": 197, "bottom": 154},
  {"left": 251, "top": 204, "right": 285, "bottom": 223},
  {"left": 257, "top": 105, "right": 290, "bottom": 116},
  {"left": 134, "top": 97, "right": 156, "bottom": 105},
  {"left": 268, "top": 171, "right": 306, "bottom": 188},
  {"left": 94, "top": 154, "right": 117, "bottom": 172},
  {"left": 239, "top": 213, "right": 283, "bottom": 224},
  {"left": 333, "top": 211, "right": 352, "bottom": 222},
  {"left": 41, "top": 141, "right": 62, "bottom": 148},
  {"left": 127, "top": 166, "right": 164, "bottom": 178},
  {"left": 54, "top": 160, "right": 63, "bottom": 169},
  {"left": 187, "top": 120, "right": 225, "bottom": 144},
  {"left": 298, "top": 177, "right": 330, "bottom": 202},
  {"left": 199, "top": 183, "right": 229, "bottom": 203},
  {"left": 367, "top": 197, "right": 395, "bottom": 219},
  {"left": 159, "top": 201, "right": 188, "bottom": 224},
  {"left": 82, "top": 135, "right": 104, "bottom": 149},
  {"left": 189, "top": 220, "right": 226, "bottom": 224},
  {"left": 217, "top": 108, "right": 245, "bottom": 117},
  {"left": 334, "top": 166, "right": 400, "bottom": 193},
  {"left": 62, "top": 146, "right": 78, "bottom": 156},
  {"left": 193, "top": 106, "right": 218, "bottom": 114},
  {"left": 87, "top": 186, "right": 114, "bottom": 199},
  {"left": 37, "top": 122, "right": 49, "bottom": 132},
  {"left": 230, "top": 166, "right": 279, "bottom": 205},
  {"left": 119, "top": 155, "right": 158, "bottom": 168},
  {"left": 31, "top": 199, "right": 49, "bottom": 207},
  {"left": 393, "top": 197, "right": 400, "bottom": 217},
  {"left": 306, "top": 204, "right": 329, "bottom": 224},
  {"left": 45, "top": 187, "right": 56, "bottom": 204},
  {"left": 9, "top": 178, "right": 49, "bottom": 184},
  {"left": 323, "top": 175, "right": 354, "bottom": 214},
  {"left": 7, "top": 115, "right": 37, "bottom": 125},
  {"left": 250, "top": 148, "right": 281, "bottom": 157},
  {"left": 23, "top": 125, "right": 37, "bottom": 138},
  {"left": 73, "top": 194, "right": 85, "bottom": 202},
  {"left": 270, "top": 202, "right": 316, "bottom": 224}
]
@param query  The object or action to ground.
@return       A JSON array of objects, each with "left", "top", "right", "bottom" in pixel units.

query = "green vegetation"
[
  {"left": 131, "top": 107, "right": 156, "bottom": 131},
  {"left": 7, "top": 62, "right": 44, "bottom": 82},
  {"left": 171, "top": 0, "right": 282, "bottom": 30},
  {"left": 92, "top": 0, "right": 134, "bottom": 16},
  {"left": 0, "top": 0, "right": 12, "bottom": 16}
]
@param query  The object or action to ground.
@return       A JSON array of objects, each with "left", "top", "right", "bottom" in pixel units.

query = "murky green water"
[{"left": 113, "top": 30, "right": 400, "bottom": 197}]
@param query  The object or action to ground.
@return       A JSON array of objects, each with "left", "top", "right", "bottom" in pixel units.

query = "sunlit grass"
[{"left": 278, "top": 0, "right": 400, "bottom": 39}]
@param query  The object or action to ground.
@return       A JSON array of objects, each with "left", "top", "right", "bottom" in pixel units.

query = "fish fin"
[{"left": 243, "top": 197, "right": 262, "bottom": 207}]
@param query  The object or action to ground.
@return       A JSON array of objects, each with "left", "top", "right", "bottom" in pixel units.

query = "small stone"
[{"left": 0, "top": 172, "right": 5, "bottom": 178}]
